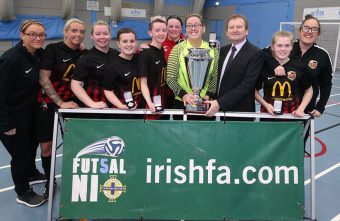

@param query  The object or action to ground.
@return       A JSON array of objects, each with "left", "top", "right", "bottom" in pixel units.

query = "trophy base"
[{"left": 185, "top": 103, "right": 207, "bottom": 114}]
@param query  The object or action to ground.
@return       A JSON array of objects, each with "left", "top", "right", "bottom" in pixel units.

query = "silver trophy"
[{"left": 185, "top": 48, "right": 212, "bottom": 113}]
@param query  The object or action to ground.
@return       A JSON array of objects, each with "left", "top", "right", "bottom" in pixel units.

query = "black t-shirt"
[
  {"left": 38, "top": 41, "right": 84, "bottom": 102},
  {"left": 103, "top": 54, "right": 144, "bottom": 107},
  {"left": 257, "top": 59, "right": 312, "bottom": 113},
  {"left": 73, "top": 47, "right": 118, "bottom": 104},
  {"left": 138, "top": 45, "right": 167, "bottom": 106}
]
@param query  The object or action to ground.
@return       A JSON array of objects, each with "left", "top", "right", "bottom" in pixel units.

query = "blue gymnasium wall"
[
  {"left": 111, "top": 0, "right": 195, "bottom": 40},
  {"left": 0, "top": 15, "right": 64, "bottom": 41},
  {"left": 131, "top": 0, "right": 191, "bottom": 5},
  {"left": 111, "top": 0, "right": 192, "bottom": 39},
  {"left": 0, "top": 0, "right": 294, "bottom": 47},
  {"left": 205, "top": 0, "right": 295, "bottom": 48}
]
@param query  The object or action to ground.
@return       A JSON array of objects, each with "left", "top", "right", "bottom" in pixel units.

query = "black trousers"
[{"left": 0, "top": 115, "right": 39, "bottom": 196}]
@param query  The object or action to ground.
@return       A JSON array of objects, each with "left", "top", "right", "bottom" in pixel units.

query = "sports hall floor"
[{"left": 1, "top": 71, "right": 340, "bottom": 221}]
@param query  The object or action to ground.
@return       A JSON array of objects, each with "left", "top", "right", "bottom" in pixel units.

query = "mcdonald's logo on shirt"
[
  {"left": 271, "top": 81, "right": 292, "bottom": 97},
  {"left": 131, "top": 77, "right": 141, "bottom": 95},
  {"left": 161, "top": 67, "right": 167, "bottom": 86},
  {"left": 62, "top": 64, "right": 76, "bottom": 81}
]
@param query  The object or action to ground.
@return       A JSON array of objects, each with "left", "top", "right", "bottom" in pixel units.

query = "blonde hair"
[
  {"left": 64, "top": 18, "right": 86, "bottom": 32},
  {"left": 271, "top": 30, "right": 293, "bottom": 45},
  {"left": 149, "top": 15, "right": 166, "bottom": 31},
  {"left": 91, "top": 20, "right": 111, "bottom": 35}
]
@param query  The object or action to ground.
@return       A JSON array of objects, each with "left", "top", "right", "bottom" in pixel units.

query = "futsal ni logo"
[{"left": 71, "top": 136, "right": 127, "bottom": 203}]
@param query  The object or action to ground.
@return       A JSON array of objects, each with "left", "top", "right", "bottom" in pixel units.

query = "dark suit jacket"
[{"left": 217, "top": 40, "right": 264, "bottom": 112}]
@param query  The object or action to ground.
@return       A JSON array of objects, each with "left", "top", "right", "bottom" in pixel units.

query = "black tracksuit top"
[{"left": 0, "top": 42, "right": 43, "bottom": 132}]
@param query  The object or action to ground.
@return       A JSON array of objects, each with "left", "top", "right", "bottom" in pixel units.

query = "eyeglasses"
[
  {"left": 301, "top": 26, "right": 319, "bottom": 33},
  {"left": 23, "top": 32, "right": 47, "bottom": 40},
  {"left": 186, "top": 24, "right": 202, "bottom": 29}
]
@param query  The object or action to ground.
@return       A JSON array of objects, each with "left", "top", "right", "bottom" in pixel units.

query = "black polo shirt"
[
  {"left": 38, "top": 41, "right": 84, "bottom": 102},
  {"left": 138, "top": 45, "right": 167, "bottom": 105},
  {"left": 73, "top": 47, "right": 118, "bottom": 104},
  {"left": 103, "top": 54, "right": 144, "bottom": 107},
  {"left": 257, "top": 59, "right": 312, "bottom": 113}
]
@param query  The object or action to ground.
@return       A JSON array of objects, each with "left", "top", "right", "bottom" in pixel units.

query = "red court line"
[{"left": 305, "top": 136, "right": 327, "bottom": 158}]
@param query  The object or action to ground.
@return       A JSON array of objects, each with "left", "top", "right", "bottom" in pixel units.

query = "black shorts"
[{"left": 36, "top": 102, "right": 58, "bottom": 143}]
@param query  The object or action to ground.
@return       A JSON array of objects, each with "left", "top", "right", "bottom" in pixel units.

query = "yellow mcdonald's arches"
[
  {"left": 161, "top": 67, "right": 167, "bottom": 85},
  {"left": 271, "top": 81, "right": 291, "bottom": 97},
  {"left": 62, "top": 64, "right": 75, "bottom": 81},
  {"left": 131, "top": 77, "right": 141, "bottom": 94}
]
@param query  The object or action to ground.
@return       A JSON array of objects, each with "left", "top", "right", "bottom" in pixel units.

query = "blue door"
[
  {"left": 209, "top": 19, "right": 224, "bottom": 43},
  {"left": 237, "top": 1, "right": 293, "bottom": 48}
]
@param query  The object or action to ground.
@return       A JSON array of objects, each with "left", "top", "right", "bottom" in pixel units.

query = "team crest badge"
[
  {"left": 100, "top": 175, "right": 126, "bottom": 202},
  {"left": 287, "top": 71, "right": 296, "bottom": 81},
  {"left": 308, "top": 60, "right": 318, "bottom": 69}
]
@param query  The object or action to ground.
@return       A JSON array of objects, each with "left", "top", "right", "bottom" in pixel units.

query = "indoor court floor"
[{"left": 0, "top": 71, "right": 340, "bottom": 221}]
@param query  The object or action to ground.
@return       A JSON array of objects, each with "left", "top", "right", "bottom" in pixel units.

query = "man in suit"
[{"left": 206, "top": 14, "right": 263, "bottom": 117}]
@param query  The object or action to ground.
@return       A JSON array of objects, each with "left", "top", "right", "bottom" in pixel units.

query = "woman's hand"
[
  {"left": 182, "top": 93, "right": 196, "bottom": 106},
  {"left": 60, "top": 101, "right": 79, "bottom": 109},
  {"left": 309, "top": 109, "right": 321, "bottom": 117},
  {"left": 90, "top": 101, "right": 107, "bottom": 109},
  {"left": 264, "top": 103, "right": 275, "bottom": 115},
  {"left": 118, "top": 103, "right": 129, "bottom": 110},
  {"left": 292, "top": 108, "right": 305, "bottom": 117},
  {"left": 147, "top": 102, "right": 156, "bottom": 112}
]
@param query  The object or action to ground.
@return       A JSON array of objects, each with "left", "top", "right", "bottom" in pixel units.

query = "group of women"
[{"left": 0, "top": 13, "right": 333, "bottom": 207}]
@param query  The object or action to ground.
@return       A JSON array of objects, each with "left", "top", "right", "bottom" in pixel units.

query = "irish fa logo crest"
[{"left": 100, "top": 175, "right": 126, "bottom": 202}]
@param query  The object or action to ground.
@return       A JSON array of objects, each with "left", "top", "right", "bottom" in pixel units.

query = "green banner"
[{"left": 60, "top": 119, "right": 304, "bottom": 220}]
